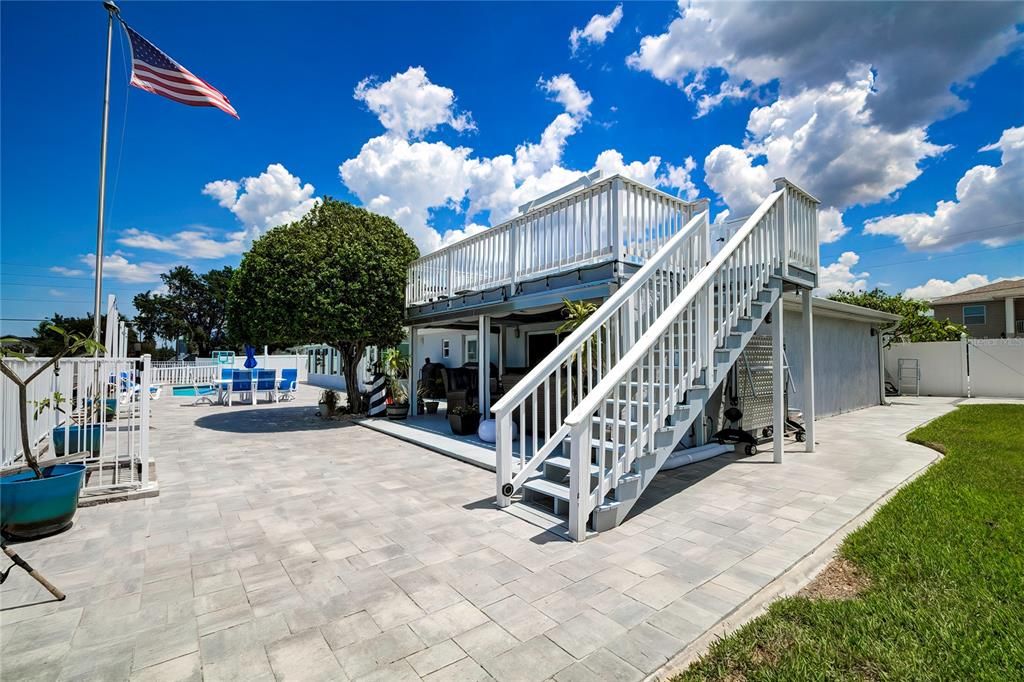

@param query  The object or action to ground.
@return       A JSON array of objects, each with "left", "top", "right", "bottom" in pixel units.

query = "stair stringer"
[{"left": 590, "top": 277, "right": 782, "bottom": 531}]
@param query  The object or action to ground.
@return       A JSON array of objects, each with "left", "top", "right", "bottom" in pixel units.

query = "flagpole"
[{"left": 92, "top": 0, "right": 119, "bottom": 350}]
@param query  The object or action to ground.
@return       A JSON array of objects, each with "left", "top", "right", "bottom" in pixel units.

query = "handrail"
[
  {"left": 493, "top": 210, "right": 709, "bottom": 413},
  {"left": 563, "top": 190, "right": 784, "bottom": 427}
]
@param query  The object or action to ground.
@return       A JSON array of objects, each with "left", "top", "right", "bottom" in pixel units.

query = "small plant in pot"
[
  {"left": 0, "top": 326, "right": 104, "bottom": 540},
  {"left": 448, "top": 403, "right": 481, "bottom": 436},
  {"left": 317, "top": 389, "right": 340, "bottom": 418},
  {"left": 417, "top": 385, "right": 439, "bottom": 415},
  {"left": 381, "top": 348, "right": 411, "bottom": 420}
]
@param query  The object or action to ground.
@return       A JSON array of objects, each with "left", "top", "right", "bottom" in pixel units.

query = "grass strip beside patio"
[{"left": 677, "top": 404, "right": 1024, "bottom": 680}]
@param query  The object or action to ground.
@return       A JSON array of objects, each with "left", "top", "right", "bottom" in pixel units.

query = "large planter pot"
[
  {"left": 448, "top": 413, "right": 480, "bottom": 436},
  {"left": 0, "top": 464, "right": 86, "bottom": 540},
  {"left": 51, "top": 424, "right": 103, "bottom": 457},
  {"left": 387, "top": 403, "right": 410, "bottom": 420}
]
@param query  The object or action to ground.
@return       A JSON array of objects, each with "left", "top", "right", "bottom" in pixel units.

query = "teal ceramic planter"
[
  {"left": 0, "top": 464, "right": 86, "bottom": 539},
  {"left": 51, "top": 424, "right": 103, "bottom": 456}
]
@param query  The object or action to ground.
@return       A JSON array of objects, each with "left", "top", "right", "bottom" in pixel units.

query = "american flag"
[{"left": 124, "top": 23, "right": 238, "bottom": 119}]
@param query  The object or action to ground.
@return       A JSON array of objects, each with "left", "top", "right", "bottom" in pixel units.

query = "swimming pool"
[{"left": 171, "top": 384, "right": 215, "bottom": 397}]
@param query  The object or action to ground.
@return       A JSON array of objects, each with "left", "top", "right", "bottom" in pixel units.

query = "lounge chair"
[
  {"left": 227, "top": 370, "right": 252, "bottom": 406},
  {"left": 278, "top": 368, "right": 298, "bottom": 401},
  {"left": 254, "top": 369, "right": 278, "bottom": 404}
]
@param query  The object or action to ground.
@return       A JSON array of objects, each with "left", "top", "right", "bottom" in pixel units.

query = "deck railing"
[
  {"left": 1, "top": 355, "right": 152, "bottom": 495},
  {"left": 406, "top": 175, "right": 706, "bottom": 306}
]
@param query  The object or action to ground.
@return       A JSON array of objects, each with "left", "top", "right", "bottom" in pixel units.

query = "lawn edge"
[{"left": 649, "top": 437, "right": 944, "bottom": 682}]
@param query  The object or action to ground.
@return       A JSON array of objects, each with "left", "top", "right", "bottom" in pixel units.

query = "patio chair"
[
  {"left": 441, "top": 366, "right": 478, "bottom": 413},
  {"left": 278, "top": 368, "right": 298, "bottom": 401},
  {"left": 254, "top": 369, "right": 278, "bottom": 404},
  {"left": 227, "top": 370, "right": 252, "bottom": 406}
]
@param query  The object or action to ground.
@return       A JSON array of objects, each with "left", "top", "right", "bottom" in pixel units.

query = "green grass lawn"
[{"left": 676, "top": 404, "right": 1024, "bottom": 681}]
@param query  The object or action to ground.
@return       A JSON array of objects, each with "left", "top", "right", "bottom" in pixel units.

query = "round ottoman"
[{"left": 477, "top": 419, "right": 518, "bottom": 442}]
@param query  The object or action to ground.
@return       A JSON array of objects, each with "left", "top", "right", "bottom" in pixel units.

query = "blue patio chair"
[
  {"left": 278, "top": 368, "right": 298, "bottom": 401},
  {"left": 255, "top": 369, "right": 277, "bottom": 404},
  {"left": 227, "top": 369, "right": 252, "bottom": 406}
]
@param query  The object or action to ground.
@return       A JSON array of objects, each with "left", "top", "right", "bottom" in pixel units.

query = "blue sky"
[{"left": 2, "top": 1, "right": 1022, "bottom": 337}]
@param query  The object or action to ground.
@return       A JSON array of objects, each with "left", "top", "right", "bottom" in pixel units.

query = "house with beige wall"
[{"left": 930, "top": 279, "right": 1024, "bottom": 339}]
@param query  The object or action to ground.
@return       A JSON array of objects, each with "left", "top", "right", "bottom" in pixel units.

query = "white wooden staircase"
[{"left": 493, "top": 179, "right": 820, "bottom": 540}]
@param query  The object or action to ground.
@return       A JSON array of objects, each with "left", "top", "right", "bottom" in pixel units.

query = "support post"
[
  {"left": 408, "top": 326, "right": 419, "bottom": 416},
  {"left": 498, "top": 325, "right": 505, "bottom": 376},
  {"left": 567, "top": 424, "right": 589, "bottom": 541},
  {"left": 1006, "top": 297, "right": 1016, "bottom": 338},
  {"left": 140, "top": 354, "right": 151, "bottom": 487},
  {"left": 801, "top": 290, "right": 815, "bottom": 452},
  {"left": 478, "top": 316, "right": 490, "bottom": 416},
  {"left": 496, "top": 414, "right": 512, "bottom": 507},
  {"left": 771, "top": 297, "right": 784, "bottom": 463},
  {"left": 877, "top": 327, "right": 888, "bottom": 406}
]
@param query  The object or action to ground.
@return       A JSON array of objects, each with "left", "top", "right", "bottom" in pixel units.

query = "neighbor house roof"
[{"left": 930, "top": 279, "right": 1024, "bottom": 305}]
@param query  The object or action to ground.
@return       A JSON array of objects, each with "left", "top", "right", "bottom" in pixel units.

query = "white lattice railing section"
[
  {"left": 151, "top": 363, "right": 222, "bottom": 386},
  {"left": 559, "top": 190, "right": 789, "bottom": 539},
  {"left": 494, "top": 209, "right": 711, "bottom": 505},
  {"left": 406, "top": 175, "right": 705, "bottom": 305},
  {"left": 776, "top": 178, "right": 820, "bottom": 273},
  {"left": 2, "top": 356, "right": 152, "bottom": 495}
]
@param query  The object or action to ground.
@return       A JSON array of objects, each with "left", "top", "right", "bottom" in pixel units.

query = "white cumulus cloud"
[
  {"left": 627, "top": 1, "right": 1023, "bottom": 128},
  {"left": 117, "top": 227, "right": 246, "bottom": 259},
  {"left": 815, "top": 251, "right": 869, "bottom": 296},
  {"left": 203, "top": 163, "right": 318, "bottom": 238},
  {"left": 702, "top": 71, "right": 948, "bottom": 238},
  {"left": 79, "top": 252, "right": 170, "bottom": 284},
  {"left": 902, "top": 273, "right": 1018, "bottom": 301},
  {"left": 570, "top": 4, "right": 623, "bottom": 56},
  {"left": 354, "top": 66, "right": 474, "bottom": 140},
  {"left": 864, "top": 126, "right": 1024, "bottom": 251}
]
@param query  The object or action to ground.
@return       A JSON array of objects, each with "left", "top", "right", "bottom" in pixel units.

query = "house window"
[
  {"left": 441, "top": 339, "right": 450, "bottom": 359},
  {"left": 963, "top": 305, "right": 986, "bottom": 325},
  {"left": 465, "top": 337, "right": 478, "bottom": 363}
]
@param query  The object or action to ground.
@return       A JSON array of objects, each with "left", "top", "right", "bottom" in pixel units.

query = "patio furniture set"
[{"left": 195, "top": 367, "right": 298, "bottom": 406}]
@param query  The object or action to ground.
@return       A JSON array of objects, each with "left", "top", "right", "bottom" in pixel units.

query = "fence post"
[
  {"left": 140, "top": 354, "right": 151, "bottom": 487},
  {"left": 961, "top": 333, "right": 970, "bottom": 398},
  {"left": 774, "top": 179, "right": 789, "bottom": 276}
]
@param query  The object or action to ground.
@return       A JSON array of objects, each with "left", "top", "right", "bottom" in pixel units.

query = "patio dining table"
[{"left": 215, "top": 369, "right": 280, "bottom": 405}]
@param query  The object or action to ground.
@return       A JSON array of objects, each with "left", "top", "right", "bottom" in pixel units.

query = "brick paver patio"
[{"left": 0, "top": 386, "right": 958, "bottom": 681}]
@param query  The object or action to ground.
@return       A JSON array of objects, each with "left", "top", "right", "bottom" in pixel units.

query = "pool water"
[{"left": 171, "top": 384, "right": 215, "bottom": 397}]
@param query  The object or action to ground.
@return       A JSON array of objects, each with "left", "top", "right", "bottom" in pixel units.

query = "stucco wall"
[
  {"left": 932, "top": 300, "right": 1020, "bottom": 339},
  {"left": 781, "top": 309, "right": 883, "bottom": 418}
]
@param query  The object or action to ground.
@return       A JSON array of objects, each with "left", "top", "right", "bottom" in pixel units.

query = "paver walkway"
[{"left": 0, "top": 388, "right": 959, "bottom": 681}]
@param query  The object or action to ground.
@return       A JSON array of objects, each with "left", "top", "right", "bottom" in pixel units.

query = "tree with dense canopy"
[
  {"left": 32, "top": 313, "right": 140, "bottom": 357},
  {"left": 829, "top": 288, "right": 968, "bottom": 343},
  {"left": 228, "top": 198, "right": 418, "bottom": 411},
  {"left": 133, "top": 266, "right": 233, "bottom": 356}
]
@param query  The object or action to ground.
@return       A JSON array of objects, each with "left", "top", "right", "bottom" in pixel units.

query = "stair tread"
[
  {"left": 545, "top": 456, "right": 600, "bottom": 475},
  {"left": 522, "top": 478, "right": 571, "bottom": 500}
]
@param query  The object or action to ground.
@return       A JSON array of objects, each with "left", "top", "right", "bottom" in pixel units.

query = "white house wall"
[{"left": 781, "top": 310, "right": 883, "bottom": 418}]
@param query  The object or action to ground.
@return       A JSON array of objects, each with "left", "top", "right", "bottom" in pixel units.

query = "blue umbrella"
[{"left": 243, "top": 344, "right": 258, "bottom": 369}]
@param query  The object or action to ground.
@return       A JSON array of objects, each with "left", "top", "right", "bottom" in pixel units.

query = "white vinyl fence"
[
  {"left": 1, "top": 355, "right": 152, "bottom": 496},
  {"left": 150, "top": 354, "right": 308, "bottom": 386},
  {"left": 885, "top": 338, "right": 1024, "bottom": 399}
]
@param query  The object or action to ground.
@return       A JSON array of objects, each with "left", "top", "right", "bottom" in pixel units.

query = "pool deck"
[{"left": 0, "top": 387, "right": 963, "bottom": 681}]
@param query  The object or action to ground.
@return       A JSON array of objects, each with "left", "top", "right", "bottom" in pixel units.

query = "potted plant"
[
  {"left": 381, "top": 348, "right": 411, "bottom": 420},
  {"left": 448, "top": 403, "right": 481, "bottom": 436},
  {"left": 317, "top": 389, "right": 339, "bottom": 418},
  {"left": 417, "top": 385, "right": 439, "bottom": 415},
  {"left": 0, "top": 326, "right": 104, "bottom": 540}
]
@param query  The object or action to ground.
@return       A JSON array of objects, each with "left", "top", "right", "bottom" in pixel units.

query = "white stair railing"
[
  {"left": 561, "top": 188, "right": 797, "bottom": 539},
  {"left": 494, "top": 209, "right": 711, "bottom": 506}
]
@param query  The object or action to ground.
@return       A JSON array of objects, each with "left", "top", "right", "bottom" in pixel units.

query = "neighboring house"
[
  {"left": 930, "top": 279, "right": 1024, "bottom": 339},
  {"left": 393, "top": 171, "right": 899, "bottom": 540}
]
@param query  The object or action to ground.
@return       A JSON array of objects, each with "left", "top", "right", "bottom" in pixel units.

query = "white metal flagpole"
[{"left": 92, "top": 0, "right": 120, "bottom": 349}]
